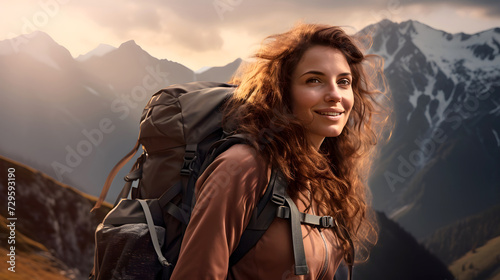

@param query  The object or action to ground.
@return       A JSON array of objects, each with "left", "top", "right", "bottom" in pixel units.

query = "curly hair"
[{"left": 224, "top": 22, "right": 390, "bottom": 264}]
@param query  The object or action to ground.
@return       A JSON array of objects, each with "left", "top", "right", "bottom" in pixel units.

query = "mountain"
[
  {"left": 362, "top": 20, "right": 500, "bottom": 238},
  {"left": 448, "top": 235, "right": 500, "bottom": 280},
  {"left": 423, "top": 203, "right": 500, "bottom": 280},
  {"left": 76, "top": 43, "right": 116, "bottom": 61},
  {"left": 195, "top": 57, "right": 242, "bottom": 82},
  {"left": 0, "top": 215, "right": 78, "bottom": 280},
  {"left": 0, "top": 154, "right": 451, "bottom": 279},
  {"left": 0, "top": 32, "right": 240, "bottom": 202},
  {"left": 354, "top": 212, "right": 454, "bottom": 280},
  {"left": 0, "top": 31, "right": 134, "bottom": 198},
  {"left": 0, "top": 155, "right": 111, "bottom": 279}
]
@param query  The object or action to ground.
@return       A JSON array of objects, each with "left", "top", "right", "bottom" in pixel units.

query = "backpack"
[{"left": 90, "top": 81, "right": 353, "bottom": 280}]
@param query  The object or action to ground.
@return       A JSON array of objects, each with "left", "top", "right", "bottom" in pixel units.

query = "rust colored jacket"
[{"left": 170, "top": 144, "right": 343, "bottom": 279}]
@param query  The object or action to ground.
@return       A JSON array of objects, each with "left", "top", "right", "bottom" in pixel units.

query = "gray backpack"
[{"left": 90, "top": 81, "right": 350, "bottom": 279}]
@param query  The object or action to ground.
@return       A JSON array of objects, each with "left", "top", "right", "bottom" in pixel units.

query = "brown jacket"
[{"left": 171, "top": 144, "right": 343, "bottom": 279}]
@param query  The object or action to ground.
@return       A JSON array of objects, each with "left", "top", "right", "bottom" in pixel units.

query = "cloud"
[
  {"left": 65, "top": 0, "right": 500, "bottom": 55},
  {"left": 398, "top": 0, "right": 500, "bottom": 17},
  {"left": 2, "top": 0, "right": 498, "bottom": 70}
]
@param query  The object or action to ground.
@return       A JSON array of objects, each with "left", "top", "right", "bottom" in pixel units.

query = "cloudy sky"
[{"left": 2, "top": 0, "right": 500, "bottom": 70}]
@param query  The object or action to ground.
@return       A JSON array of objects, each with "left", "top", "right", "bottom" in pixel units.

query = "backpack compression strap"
[
  {"left": 138, "top": 200, "right": 172, "bottom": 268},
  {"left": 230, "top": 168, "right": 352, "bottom": 277},
  {"left": 229, "top": 168, "right": 311, "bottom": 275},
  {"left": 274, "top": 173, "right": 310, "bottom": 275}
]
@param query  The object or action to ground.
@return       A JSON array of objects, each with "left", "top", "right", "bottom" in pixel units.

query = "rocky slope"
[{"left": 0, "top": 155, "right": 111, "bottom": 279}]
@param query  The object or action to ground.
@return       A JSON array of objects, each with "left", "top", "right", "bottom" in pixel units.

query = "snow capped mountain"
[
  {"left": 363, "top": 20, "right": 500, "bottom": 238},
  {"left": 367, "top": 20, "right": 500, "bottom": 125}
]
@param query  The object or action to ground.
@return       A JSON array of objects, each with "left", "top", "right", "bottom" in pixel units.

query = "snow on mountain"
[
  {"left": 363, "top": 20, "right": 500, "bottom": 238},
  {"left": 76, "top": 43, "right": 116, "bottom": 61},
  {"left": 407, "top": 21, "right": 500, "bottom": 83},
  {"left": 365, "top": 20, "right": 500, "bottom": 127}
]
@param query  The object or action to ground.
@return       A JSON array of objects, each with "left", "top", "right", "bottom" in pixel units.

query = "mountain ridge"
[{"left": 362, "top": 19, "right": 500, "bottom": 238}]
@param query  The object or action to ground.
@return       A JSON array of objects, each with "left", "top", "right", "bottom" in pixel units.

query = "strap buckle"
[
  {"left": 180, "top": 158, "right": 196, "bottom": 176},
  {"left": 276, "top": 206, "right": 290, "bottom": 219},
  {"left": 320, "top": 216, "right": 334, "bottom": 228},
  {"left": 180, "top": 145, "right": 197, "bottom": 176},
  {"left": 271, "top": 194, "right": 286, "bottom": 205}
]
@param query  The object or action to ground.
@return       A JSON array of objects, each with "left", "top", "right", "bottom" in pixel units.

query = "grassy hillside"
[
  {"left": 449, "top": 235, "right": 500, "bottom": 280},
  {"left": 424, "top": 203, "right": 500, "bottom": 264},
  {"left": 0, "top": 215, "right": 72, "bottom": 280},
  {"left": 0, "top": 155, "right": 112, "bottom": 279}
]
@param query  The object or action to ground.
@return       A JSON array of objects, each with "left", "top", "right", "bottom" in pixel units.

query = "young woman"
[{"left": 171, "top": 22, "right": 388, "bottom": 279}]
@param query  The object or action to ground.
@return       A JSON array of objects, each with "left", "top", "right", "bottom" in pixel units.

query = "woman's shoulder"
[
  {"left": 198, "top": 143, "right": 270, "bottom": 189},
  {"left": 216, "top": 143, "right": 262, "bottom": 167}
]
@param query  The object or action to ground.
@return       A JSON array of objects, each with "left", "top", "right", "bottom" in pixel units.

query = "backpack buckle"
[
  {"left": 276, "top": 206, "right": 290, "bottom": 219},
  {"left": 180, "top": 145, "right": 197, "bottom": 176},
  {"left": 271, "top": 194, "right": 286, "bottom": 205},
  {"left": 180, "top": 157, "right": 196, "bottom": 176},
  {"left": 320, "top": 216, "right": 334, "bottom": 228}
]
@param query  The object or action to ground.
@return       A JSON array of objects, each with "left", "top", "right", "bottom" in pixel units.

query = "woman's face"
[{"left": 290, "top": 45, "right": 354, "bottom": 149}]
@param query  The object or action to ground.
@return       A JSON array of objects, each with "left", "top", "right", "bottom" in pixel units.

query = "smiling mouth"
[{"left": 316, "top": 111, "right": 343, "bottom": 116}]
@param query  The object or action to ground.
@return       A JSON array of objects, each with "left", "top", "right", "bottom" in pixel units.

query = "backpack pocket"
[{"left": 93, "top": 199, "right": 172, "bottom": 280}]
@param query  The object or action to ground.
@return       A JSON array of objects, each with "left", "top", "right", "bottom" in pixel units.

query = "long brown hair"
[{"left": 224, "top": 22, "right": 390, "bottom": 263}]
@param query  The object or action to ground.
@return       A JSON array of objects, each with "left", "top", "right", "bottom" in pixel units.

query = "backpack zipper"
[{"left": 317, "top": 227, "right": 329, "bottom": 280}]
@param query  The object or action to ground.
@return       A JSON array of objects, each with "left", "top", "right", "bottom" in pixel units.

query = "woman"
[{"left": 171, "top": 22, "right": 388, "bottom": 279}]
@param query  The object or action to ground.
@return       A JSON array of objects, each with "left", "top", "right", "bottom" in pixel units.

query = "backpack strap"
[
  {"left": 276, "top": 206, "right": 335, "bottom": 228},
  {"left": 272, "top": 171, "right": 309, "bottom": 275},
  {"left": 228, "top": 168, "right": 282, "bottom": 266},
  {"left": 180, "top": 143, "right": 198, "bottom": 217},
  {"left": 113, "top": 152, "right": 145, "bottom": 205},
  {"left": 138, "top": 200, "right": 172, "bottom": 268},
  {"left": 199, "top": 134, "right": 249, "bottom": 175},
  {"left": 229, "top": 169, "right": 310, "bottom": 275}
]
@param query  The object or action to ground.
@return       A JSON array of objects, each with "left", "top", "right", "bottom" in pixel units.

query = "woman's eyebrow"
[
  {"left": 338, "top": 72, "right": 352, "bottom": 77},
  {"left": 300, "top": 71, "right": 352, "bottom": 77},
  {"left": 300, "top": 70, "right": 325, "bottom": 77}
]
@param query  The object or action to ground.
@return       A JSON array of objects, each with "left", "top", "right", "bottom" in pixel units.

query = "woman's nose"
[{"left": 325, "top": 82, "right": 342, "bottom": 103}]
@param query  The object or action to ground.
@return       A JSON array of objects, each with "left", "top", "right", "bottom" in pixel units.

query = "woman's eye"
[
  {"left": 338, "top": 78, "right": 351, "bottom": 86},
  {"left": 306, "top": 78, "right": 321, "bottom": 84}
]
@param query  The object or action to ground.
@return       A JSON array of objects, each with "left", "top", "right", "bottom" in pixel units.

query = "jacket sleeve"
[{"left": 170, "top": 144, "right": 270, "bottom": 279}]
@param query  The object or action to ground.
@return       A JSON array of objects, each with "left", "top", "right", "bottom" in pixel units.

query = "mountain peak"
[
  {"left": 0, "top": 31, "right": 72, "bottom": 69},
  {"left": 0, "top": 30, "right": 59, "bottom": 55},
  {"left": 76, "top": 43, "right": 116, "bottom": 61},
  {"left": 118, "top": 40, "right": 151, "bottom": 56},
  {"left": 119, "top": 40, "right": 141, "bottom": 49}
]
